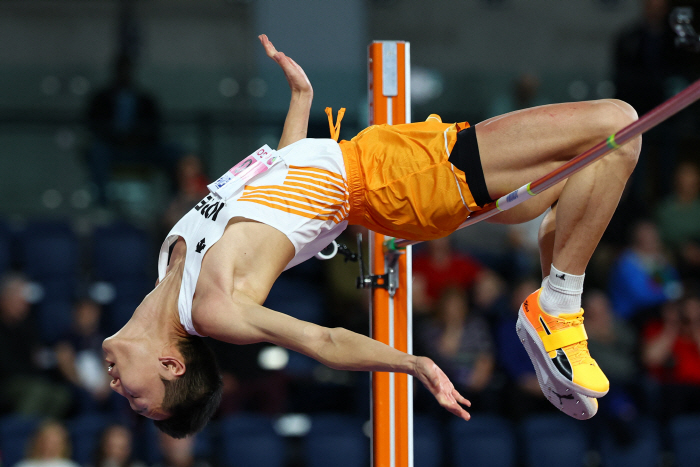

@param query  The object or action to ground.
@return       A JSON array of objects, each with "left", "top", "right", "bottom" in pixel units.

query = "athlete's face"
[{"left": 102, "top": 336, "right": 171, "bottom": 420}]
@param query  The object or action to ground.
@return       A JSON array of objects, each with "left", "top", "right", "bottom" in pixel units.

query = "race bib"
[{"left": 207, "top": 145, "right": 284, "bottom": 200}]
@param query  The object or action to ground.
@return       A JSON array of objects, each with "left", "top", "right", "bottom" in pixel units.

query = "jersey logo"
[
  {"left": 196, "top": 238, "right": 206, "bottom": 253},
  {"left": 194, "top": 195, "right": 226, "bottom": 221}
]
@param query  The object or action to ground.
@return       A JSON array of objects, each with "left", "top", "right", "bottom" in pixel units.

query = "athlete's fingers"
[
  {"left": 258, "top": 34, "right": 275, "bottom": 54},
  {"left": 453, "top": 390, "right": 471, "bottom": 407},
  {"left": 442, "top": 396, "right": 471, "bottom": 421}
]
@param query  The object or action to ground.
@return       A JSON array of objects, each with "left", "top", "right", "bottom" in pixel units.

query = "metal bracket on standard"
[{"left": 356, "top": 233, "right": 402, "bottom": 297}]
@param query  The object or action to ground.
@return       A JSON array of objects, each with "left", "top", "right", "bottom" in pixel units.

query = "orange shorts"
[{"left": 339, "top": 115, "right": 479, "bottom": 241}]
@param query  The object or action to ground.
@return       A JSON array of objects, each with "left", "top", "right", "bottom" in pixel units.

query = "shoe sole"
[{"left": 516, "top": 308, "right": 602, "bottom": 420}]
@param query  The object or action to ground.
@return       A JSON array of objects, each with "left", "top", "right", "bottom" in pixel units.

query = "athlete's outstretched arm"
[
  {"left": 196, "top": 290, "right": 471, "bottom": 421},
  {"left": 259, "top": 34, "right": 313, "bottom": 150}
]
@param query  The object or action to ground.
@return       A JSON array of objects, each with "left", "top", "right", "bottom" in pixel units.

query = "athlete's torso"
[{"left": 159, "top": 138, "right": 350, "bottom": 335}]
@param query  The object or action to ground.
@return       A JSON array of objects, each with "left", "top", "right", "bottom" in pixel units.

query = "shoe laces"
[{"left": 558, "top": 314, "right": 594, "bottom": 366}]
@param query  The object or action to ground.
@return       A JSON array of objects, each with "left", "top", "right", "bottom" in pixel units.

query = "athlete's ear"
[{"left": 159, "top": 356, "right": 186, "bottom": 377}]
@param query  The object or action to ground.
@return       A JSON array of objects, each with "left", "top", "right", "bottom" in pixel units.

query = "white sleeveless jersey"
[{"left": 157, "top": 138, "right": 350, "bottom": 336}]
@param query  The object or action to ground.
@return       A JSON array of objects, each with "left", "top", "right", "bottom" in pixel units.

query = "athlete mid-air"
[{"left": 103, "top": 34, "right": 640, "bottom": 438}]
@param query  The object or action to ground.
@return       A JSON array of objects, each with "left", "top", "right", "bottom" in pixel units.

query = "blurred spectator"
[
  {"left": 0, "top": 273, "right": 71, "bottom": 417},
  {"left": 656, "top": 161, "right": 700, "bottom": 282},
  {"left": 161, "top": 155, "right": 210, "bottom": 231},
  {"left": 614, "top": 0, "right": 674, "bottom": 116},
  {"left": 470, "top": 268, "right": 509, "bottom": 323},
  {"left": 607, "top": 220, "right": 681, "bottom": 321},
  {"left": 86, "top": 53, "right": 180, "bottom": 205},
  {"left": 418, "top": 288, "right": 494, "bottom": 410},
  {"left": 585, "top": 290, "right": 639, "bottom": 386},
  {"left": 55, "top": 299, "right": 111, "bottom": 413},
  {"left": 94, "top": 425, "right": 145, "bottom": 467},
  {"left": 613, "top": 0, "right": 686, "bottom": 199},
  {"left": 584, "top": 290, "right": 641, "bottom": 439},
  {"left": 154, "top": 432, "right": 210, "bottom": 467},
  {"left": 496, "top": 278, "right": 554, "bottom": 418},
  {"left": 14, "top": 421, "right": 80, "bottom": 467},
  {"left": 488, "top": 72, "right": 549, "bottom": 118},
  {"left": 642, "top": 294, "right": 700, "bottom": 417},
  {"left": 412, "top": 237, "right": 482, "bottom": 313}
]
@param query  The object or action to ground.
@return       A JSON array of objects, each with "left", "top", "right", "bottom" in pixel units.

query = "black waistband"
[{"left": 449, "top": 126, "right": 493, "bottom": 207}]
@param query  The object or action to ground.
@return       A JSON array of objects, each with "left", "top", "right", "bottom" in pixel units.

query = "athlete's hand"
[
  {"left": 259, "top": 34, "right": 312, "bottom": 96},
  {"left": 414, "top": 356, "right": 471, "bottom": 421}
]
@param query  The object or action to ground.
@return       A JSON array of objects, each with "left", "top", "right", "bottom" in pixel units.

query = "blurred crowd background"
[{"left": 1, "top": 0, "right": 700, "bottom": 466}]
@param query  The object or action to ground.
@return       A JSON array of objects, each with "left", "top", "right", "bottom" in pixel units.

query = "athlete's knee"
[
  {"left": 601, "top": 99, "right": 639, "bottom": 125},
  {"left": 594, "top": 99, "right": 638, "bottom": 137},
  {"left": 596, "top": 99, "right": 641, "bottom": 171}
]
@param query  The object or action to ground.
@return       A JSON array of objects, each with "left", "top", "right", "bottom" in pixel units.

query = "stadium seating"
[
  {"left": 450, "top": 414, "right": 516, "bottom": 467},
  {"left": 670, "top": 415, "right": 700, "bottom": 467},
  {"left": 302, "top": 414, "right": 368, "bottom": 467},
  {"left": 219, "top": 414, "right": 285, "bottom": 467},
  {"left": 67, "top": 413, "right": 111, "bottom": 466},
  {"left": 264, "top": 277, "right": 324, "bottom": 324},
  {"left": 19, "top": 221, "right": 79, "bottom": 342},
  {"left": 414, "top": 415, "right": 444, "bottom": 467},
  {"left": 21, "top": 221, "right": 79, "bottom": 282},
  {"left": 520, "top": 414, "right": 588, "bottom": 467},
  {"left": 598, "top": 418, "right": 660, "bottom": 467},
  {"left": 92, "top": 223, "right": 152, "bottom": 333},
  {"left": 0, "top": 414, "right": 41, "bottom": 467},
  {"left": 92, "top": 223, "right": 150, "bottom": 282}
]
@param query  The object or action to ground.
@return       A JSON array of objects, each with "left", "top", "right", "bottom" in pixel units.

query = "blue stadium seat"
[
  {"left": 264, "top": 277, "right": 324, "bottom": 323},
  {"left": 219, "top": 414, "right": 285, "bottom": 467},
  {"left": 414, "top": 415, "right": 443, "bottom": 467},
  {"left": 41, "top": 277, "right": 76, "bottom": 301},
  {"left": 104, "top": 298, "right": 142, "bottom": 335},
  {"left": 37, "top": 298, "right": 73, "bottom": 343},
  {"left": 670, "top": 415, "right": 700, "bottom": 467},
  {"left": 283, "top": 351, "right": 318, "bottom": 378},
  {"left": 450, "top": 414, "right": 516, "bottom": 467},
  {"left": 67, "top": 413, "right": 111, "bottom": 466},
  {"left": 599, "top": 418, "right": 660, "bottom": 467},
  {"left": 303, "top": 414, "right": 368, "bottom": 467},
  {"left": 520, "top": 414, "right": 588, "bottom": 467},
  {"left": 93, "top": 223, "right": 150, "bottom": 281},
  {"left": 21, "top": 222, "right": 79, "bottom": 280},
  {"left": 0, "top": 415, "right": 41, "bottom": 467}
]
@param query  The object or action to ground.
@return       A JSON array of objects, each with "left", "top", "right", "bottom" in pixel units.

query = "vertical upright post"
[{"left": 368, "top": 40, "right": 412, "bottom": 467}]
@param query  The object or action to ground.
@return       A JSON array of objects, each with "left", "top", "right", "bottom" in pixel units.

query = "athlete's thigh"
[{"left": 475, "top": 100, "right": 625, "bottom": 201}]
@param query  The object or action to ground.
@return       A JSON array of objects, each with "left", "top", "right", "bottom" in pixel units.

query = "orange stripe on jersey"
[
  {"left": 239, "top": 198, "right": 338, "bottom": 221},
  {"left": 239, "top": 191, "right": 341, "bottom": 215},
  {"left": 241, "top": 188, "right": 344, "bottom": 211},
  {"left": 288, "top": 165, "right": 345, "bottom": 183},
  {"left": 285, "top": 175, "right": 346, "bottom": 194},
  {"left": 283, "top": 177, "right": 347, "bottom": 196},
  {"left": 244, "top": 184, "right": 344, "bottom": 205},
  {"left": 238, "top": 165, "right": 350, "bottom": 224},
  {"left": 287, "top": 170, "right": 346, "bottom": 189}
]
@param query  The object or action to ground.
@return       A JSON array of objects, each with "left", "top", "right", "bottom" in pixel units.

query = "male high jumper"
[{"left": 103, "top": 35, "right": 640, "bottom": 438}]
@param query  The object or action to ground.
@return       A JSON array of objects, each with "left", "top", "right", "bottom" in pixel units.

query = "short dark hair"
[{"left": 153, "top": 336, "right": 222, "bottom": 438}]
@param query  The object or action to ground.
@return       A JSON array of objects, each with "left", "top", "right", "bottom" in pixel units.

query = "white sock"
[{"left": 539, "top": 264, "right": 584, "bottom": 316}]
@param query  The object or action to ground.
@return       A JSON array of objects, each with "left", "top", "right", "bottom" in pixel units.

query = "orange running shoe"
[{"left": 516, "top": 289, "right": 607, "bottom": 420}]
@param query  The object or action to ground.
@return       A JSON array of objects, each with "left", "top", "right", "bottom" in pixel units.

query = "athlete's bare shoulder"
[{"left": 191, "top": 217, "right": 295, "bottom": 332}]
